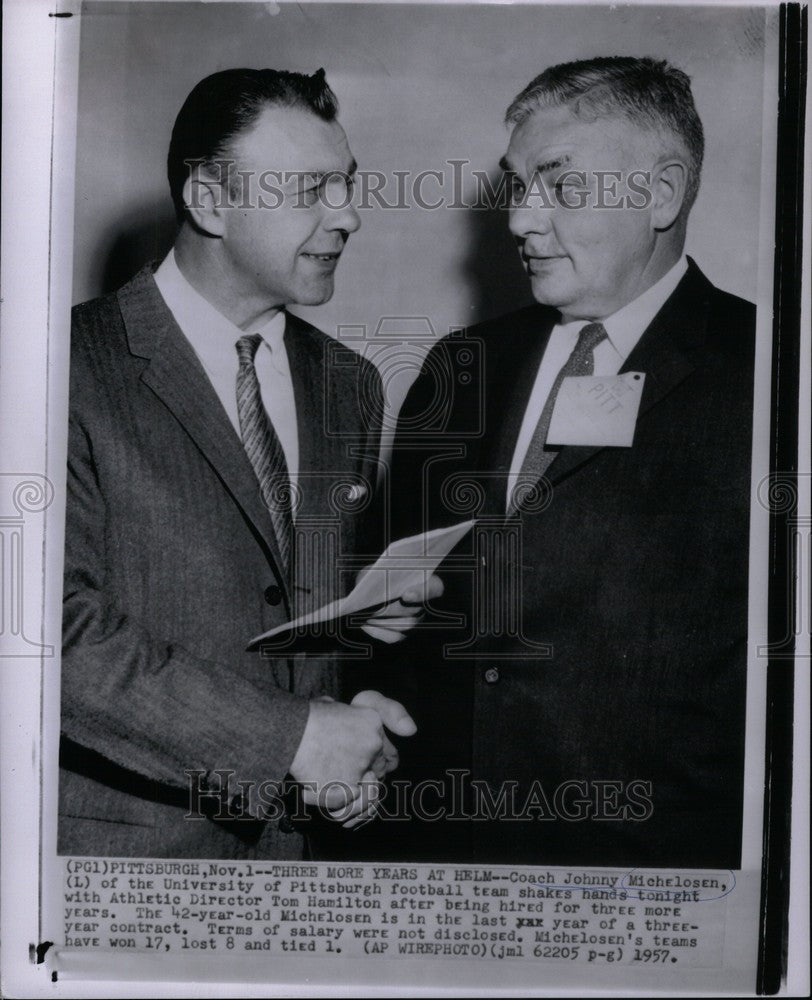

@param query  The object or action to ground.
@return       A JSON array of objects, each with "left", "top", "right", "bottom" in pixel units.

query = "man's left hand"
[{"left": 360, "top": 573, "right": 444, "bottom": 644}]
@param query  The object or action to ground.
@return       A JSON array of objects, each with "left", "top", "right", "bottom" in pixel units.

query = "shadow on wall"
[
  {"left": 459, "top": 171, "right": 535, "bottom": 325},
  {"left": 98, "top": 201, "right": 177, "bottom": 296}
]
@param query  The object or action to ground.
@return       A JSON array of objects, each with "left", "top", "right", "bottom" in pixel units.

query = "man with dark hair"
[
  {"left": 60, "top": 68, "right": 430, "bottom": 859},
  {"left": 387, "top": 56, "right": 754, "bottom": 867},
  {"left": 166, "top": 68, "right": 342, "bottom": 223}
]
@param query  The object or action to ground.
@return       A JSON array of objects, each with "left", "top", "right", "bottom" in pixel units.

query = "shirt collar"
[
  {"left": 153, "top": 248, "right": 287, "bottom": 372},
  {"left": 552, "top": 255, "right": 689, "bottom": 362},
  {"left": 601, "top": 255, "right": 688, "bottom": 361}
]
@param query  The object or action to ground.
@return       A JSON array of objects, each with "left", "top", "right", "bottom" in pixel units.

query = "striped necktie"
[
  {"left": 508, "top": 321, "right": 608, "bottom": 515},
  {"left": 235, "top": 333, "right": 293, "bottom": 571}
]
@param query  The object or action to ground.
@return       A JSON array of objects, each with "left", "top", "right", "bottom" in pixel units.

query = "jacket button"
[
  {"left": 264, "top": 585, "right": 282, "bottom": 606},
  {"left": 484, "top": 668, "right": 500, "bottom": 684},
  {"left": 279, "top": 814, "right": 296, "bottom": 834},
  {"left": 229, "top": 792, "right": 249, "bottom": 817}
]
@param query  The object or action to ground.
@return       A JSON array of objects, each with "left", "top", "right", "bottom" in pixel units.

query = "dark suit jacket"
[
  {"left": 59, "top": 265, "right": 382, "bottom": 859},
  {"left": 379, "top": 259, "right": 754, "bottom": 868}
]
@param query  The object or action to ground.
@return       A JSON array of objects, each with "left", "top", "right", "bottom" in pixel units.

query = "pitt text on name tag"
[{"left": 547, "top": 373, "right": 646, "bottom": 448}]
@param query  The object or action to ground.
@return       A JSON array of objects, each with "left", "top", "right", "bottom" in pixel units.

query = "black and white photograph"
[{"left": 0, "top": 0, "right": 807, "bottom": 996}]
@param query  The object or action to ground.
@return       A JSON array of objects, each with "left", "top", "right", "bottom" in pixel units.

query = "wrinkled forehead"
[
  {"left": 230, "top": 104, "right": 355, "bottom": 175},
  {"left": 505, "top": 103, "right": 647, "bottom": 175}
]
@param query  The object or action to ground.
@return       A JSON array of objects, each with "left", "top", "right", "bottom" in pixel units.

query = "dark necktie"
[
  {"left": 508, "top": 321, "right": 608, "bottom": 515},
  {"left": 235, "top": 333, "right": 293, "bottom": 571}
]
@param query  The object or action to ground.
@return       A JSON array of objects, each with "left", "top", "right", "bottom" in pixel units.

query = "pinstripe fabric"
[
  {"left": 59, "top": 265, "right": 384, "bottom": 859},
  {"left": 236, "top": 334, "right": 293, "bottom": 572}
]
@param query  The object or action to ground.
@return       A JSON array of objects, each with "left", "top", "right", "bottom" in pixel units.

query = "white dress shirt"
[
  {"left": 154, "top": 250, "right": 299, "bottom": 498},
  {"left": 506, "top": 256, "right": 689, "bottom": 507}
]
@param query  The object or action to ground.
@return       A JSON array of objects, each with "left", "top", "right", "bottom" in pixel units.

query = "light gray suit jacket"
[{"left": 59, "top": 265, "right": 382, "bottom": 859}]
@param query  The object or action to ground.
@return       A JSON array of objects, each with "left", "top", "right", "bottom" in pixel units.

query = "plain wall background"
[{"left": 72, "top": 1, "right": 768, "bottom": 407}]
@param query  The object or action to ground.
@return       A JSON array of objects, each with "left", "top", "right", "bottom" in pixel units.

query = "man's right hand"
[{"left": 288, "top": 690, "right": 416, "bottom": 826}]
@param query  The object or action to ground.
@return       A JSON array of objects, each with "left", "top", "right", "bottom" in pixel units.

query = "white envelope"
[{"left": 246, "top": 518, "right": 474, "bottom": 650}]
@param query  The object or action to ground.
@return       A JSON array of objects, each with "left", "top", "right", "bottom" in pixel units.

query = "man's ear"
[
  {"left": 182, "top": 172, "right": 227, "bottom": 237},
  {"left": 649, "top": 158, "right": 688, "bottom": 231}
]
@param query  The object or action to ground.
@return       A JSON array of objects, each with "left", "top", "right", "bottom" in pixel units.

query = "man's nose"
[
  {"left": 508, "top": 197, "right": 553, "bottom": 241},
  {"left": 325, "top": 198, "right": 361, "bottom": 235}
]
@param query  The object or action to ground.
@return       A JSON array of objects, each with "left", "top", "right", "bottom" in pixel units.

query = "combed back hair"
[
  {"left": 505, "top": 56, "right": 705, "bottom": 210},
  {"left": 168, "top": 67, "right": 339, "bottom": 221}
]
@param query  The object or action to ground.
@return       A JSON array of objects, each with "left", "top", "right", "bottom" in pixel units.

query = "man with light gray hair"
[{"left": 387, "top": 56, "right": 755, "bottom": 867}]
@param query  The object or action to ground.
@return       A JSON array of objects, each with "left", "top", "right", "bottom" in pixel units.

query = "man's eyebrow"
[
  {"left": 536, "top": 154, "right": 572, "bottom": 174},
  {"left": 498, "top": 154, "right": 572, "bottom": 174},
  {"left": 315, "top": 160, "right": 358, "bottom": 179},
  {"left": 291, "top": 162, "right": 358, "bottom": 182}
]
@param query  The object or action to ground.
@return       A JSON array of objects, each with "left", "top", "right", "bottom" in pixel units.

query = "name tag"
[{"left": 547, "top": 372, "right": 645, "bottom": 447}]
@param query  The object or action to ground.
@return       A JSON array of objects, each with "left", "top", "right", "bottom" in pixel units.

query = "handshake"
[
  {"left": 288, "top": 574, "right": 444, "bottom": 829},
  {"left": 289, "top": 689, "right": 415, "bottom": 829}
]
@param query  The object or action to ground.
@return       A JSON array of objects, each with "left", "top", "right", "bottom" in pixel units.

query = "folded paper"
[{"left": 247, "top": 518, "right": 474, "bottom": 650}]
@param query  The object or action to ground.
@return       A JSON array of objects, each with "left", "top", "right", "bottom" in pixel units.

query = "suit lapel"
[
  {"left": 118, "top": 266, "right": 291, "bottom": 601},
  {"left": 285, "top": 313, "right": 343, "bottom": 521},
  {"left": 529, "top": 261, "right": 711, "bottom": 492},
  {"left": 478, "top": 306, "right": 557, "bottom": 515},
  {"left": 284, "top": 313, "right": 355, "bottom": 594}
]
